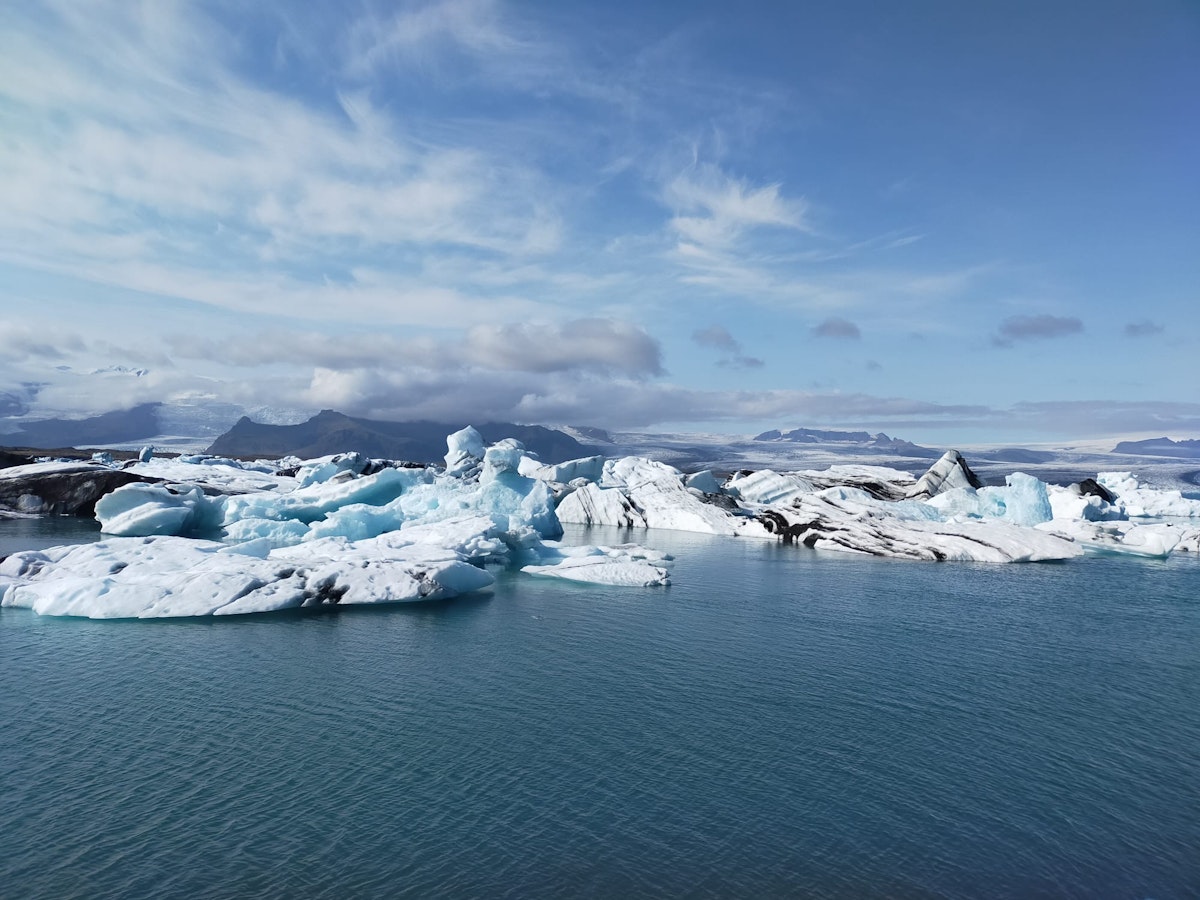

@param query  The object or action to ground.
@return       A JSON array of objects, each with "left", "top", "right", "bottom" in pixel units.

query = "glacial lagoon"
[{"left": 2, "top": 520, "right": 1198, "bottom": 899}]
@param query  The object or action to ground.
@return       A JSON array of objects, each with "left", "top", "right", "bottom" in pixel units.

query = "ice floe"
[{"left": 3, "top": 426, "right": 1199, "bottom": 619}]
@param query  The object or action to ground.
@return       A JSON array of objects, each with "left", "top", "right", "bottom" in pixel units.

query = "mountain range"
[{"left": 206, "top": 410, "right": 592, "bottom": 463}]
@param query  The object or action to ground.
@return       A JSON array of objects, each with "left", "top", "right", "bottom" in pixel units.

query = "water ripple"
[{"left": 3, "top": 532, "right": 1199, "bottom": 897}]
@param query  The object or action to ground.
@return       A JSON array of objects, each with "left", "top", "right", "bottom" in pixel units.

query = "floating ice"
[
  {"left": 519, "top": 455, "right": 605, "bottom": 485},
  {"left": 95, "top": 483, "right": 224, "bottom": 537},
  {"left": 906, "top": 450, "right": 982, "bottom": 499},
  {"left": 296, "top": 452, "right": 372, "bottom": 487},
  {"left": 576, "top": 457, "right": 764, "bottom": 536},
  {"left": 926, "top": 472, "right": 1053, "bottom": 527},
  {"left": 9, "top": 426, "right": 1200, "bottom": 619},
  {"left": 444, "top": 426, "right": 485, "bottom": 477},
  {"left": 0, "top": 522, "right": 496, "bottom": 618},
  {"left": 724, "top": 469, "right": 818, "bottom": 506},
  {"left": 1037, "top": 519, "right": 1194, "bottom": 558},
  {"left": 521, "top": 541, "right": 672, "bottom": 586},
  {"left": 1096, "top": 471, "right": 1200, "bottom": 518}
]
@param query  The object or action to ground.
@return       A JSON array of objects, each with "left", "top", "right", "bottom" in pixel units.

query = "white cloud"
[
  {"left": 665, "top": 162, "right": 809, "bottom": 252},
  {"left": 168, "top": 319, "right": 663, "bottom": 377},
  {"left": 297, "top": 364, "right": 992, "bottom": 429},
  {"left": 0, "top": 1, "right": 567, "bottom": 328}
]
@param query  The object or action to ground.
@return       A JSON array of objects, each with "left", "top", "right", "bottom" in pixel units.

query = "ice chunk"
[
  {"left": 906, "top": 450, "right": 983, "bottom": 499},
  {"left": 556, "top": 482, "right": 648, "bottom": 528},
  {"left": 684, "top": 470, "right": 722, "bottom": 494},
  {"left": 757, "top": 490, "right": 1079, "bottom": 562},
  {"left": 126, "top": 457, "right": 286, "bottom": 495},
  {"left": 444, "top": 426, "right": 485, "bottom": 477},
  {"left": 0, "top": 527, "right": 496, "bottom": 618},
  {"left": 927, "top": 473, "right": 1052, "bottom": 527},
  {"left": 95, "top": 483, "right": 225, "bottom": 537},
  {"left": 296, "top": 452, "right": 372, "bottom": 487},
  {"left": 1046, "top": 484, "right": 1121, "bottom": 522},
  {"left": 590, "top": 457, "right": 754, "bottom": 535},
  {"left": 477, "top": 469, "right": 560, "bottom": 538},
  {"left": 221, "top": 466, "right": 419, "bottom": 525},
  {"left": 521, "top": 556, "right": 670, "bottom": 586},
  {"left": 724, "top": 469, "right": 817, "bottom": 506},
  {"left": 519, "top": 455, "right": 605, "bottom": 484},
  {"left": 985, "top": 473, "right": 1052, "bottom": 526},
  {"left": 520, "top": 538, "right": 671, "bottom": 586},
  {"left": 1038, "top": 519, "right": 1190, "bottom": 558},
  {"left": 221, "top": 517, "right": 310, "bottom": 550},
  {"left": 481, "top": 438, "right": 525, "bottom": 481},
  {"left": 1096, "top": 471, "right": 1200, "bottom": 518}
]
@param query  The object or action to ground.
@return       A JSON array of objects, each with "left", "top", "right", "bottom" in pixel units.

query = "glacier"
[{"left": 2, "top": 426, "right": 1198, "bottom": 619}]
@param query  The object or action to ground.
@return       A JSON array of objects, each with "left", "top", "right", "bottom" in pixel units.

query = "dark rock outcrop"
[
  {"left": 0, "top": 464, "right": 158, "bottom": 516},
  {"left": 1078, "top": 478, "right": 1117, "bottom": 504}
]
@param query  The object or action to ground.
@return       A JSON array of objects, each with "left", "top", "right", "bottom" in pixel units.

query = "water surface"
[{"left": 2, "top": 523, "right": 1198, "bottom": 898}]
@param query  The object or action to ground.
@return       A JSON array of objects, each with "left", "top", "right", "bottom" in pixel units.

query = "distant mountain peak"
[
  {"left": 206, "top": 410, "right": 594, "bottom": 463},
  {"left": 1112, "top": 436, "right": 1200, "bottom": 459}
]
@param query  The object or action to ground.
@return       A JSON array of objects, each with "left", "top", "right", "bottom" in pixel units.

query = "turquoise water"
[{"left": 2, "top": 523, "right": 1199, "bottom": 898}]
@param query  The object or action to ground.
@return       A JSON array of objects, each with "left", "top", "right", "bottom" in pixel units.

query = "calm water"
[{"left": 2, "top": 521, "right": 1198, "bottom": 899}]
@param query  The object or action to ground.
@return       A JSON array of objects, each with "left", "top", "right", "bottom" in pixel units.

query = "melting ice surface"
[{"left": 2, "top": 432, "right": 1198, "bottom": 618}]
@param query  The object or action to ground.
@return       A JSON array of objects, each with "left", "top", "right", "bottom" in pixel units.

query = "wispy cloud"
[
  {"left": 344, "top": 0, "right": 526, "bottom": 78},
  {"left": 0, "top": 2, "right": 568, "bottom": 329},
  {"left": 992, "top": 314, "right": 1083, "bottom": 347},
  {"left": 666, "top": 162, "right": 810, "bottom": 252}
]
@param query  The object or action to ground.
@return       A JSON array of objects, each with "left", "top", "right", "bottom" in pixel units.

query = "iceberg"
[
  {"left": 0, "top": 523, "right": 496, "bottom": 618},
  {"left": 94, "top": 483, "right": 224, "bottom": 537},
  {"left": 6, "top": 425, "right": 1200, "bottom": 620},
  {"left": 1096, "top": 472, "right": 1200, "bottom": 518},
  {"left": 756, "top": 489, "right": 1079, "bottom": 562},
  {"left": 905, "top": 450, "right": 983, "bottom": 499},
  {"left": 443, "top": 425, "right": 485, "bottom": 477},
  {"left": 926, "top": 472, "right": 1053, "bottom": 527},
  {"left": 521, "top": 542, "right": 672, "bottom": 586},
  {"left": 1037, "top": 519, "right": 1196, "bottom": 558}
]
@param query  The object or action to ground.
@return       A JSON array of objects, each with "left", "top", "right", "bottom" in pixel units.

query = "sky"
[{"left": 1, "top": 0, "right": 1198, "bottom": 444}]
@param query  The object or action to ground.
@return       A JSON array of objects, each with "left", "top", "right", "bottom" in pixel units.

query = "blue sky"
[{"left": 1, "top": 0, "right": 1197, "bottom": 443}]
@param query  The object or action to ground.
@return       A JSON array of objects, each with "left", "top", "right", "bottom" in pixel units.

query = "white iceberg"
[
  {"left": 757, "top": 488, "right": 1079, "bottom": 562},
  {"left": 521, "top": 542, "right": 672, "bottom": 586},
  {"left": 926, "top": 472, "right": 1053, "bottom": 527},
  {"left": 1096, "top": 471, "right": 1200, "bottom": 518},
  {"left": 9, "top": 425, "right": 1200, "bottom": 620},
  {"left": 0, "top": 521, "right": 496, "bottom": 618},
  {"left": 94, "top": 483, "right": 224, "bottom": 537}
]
